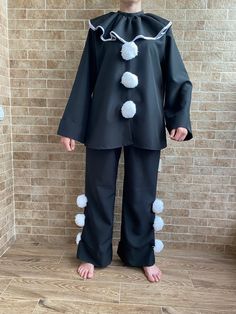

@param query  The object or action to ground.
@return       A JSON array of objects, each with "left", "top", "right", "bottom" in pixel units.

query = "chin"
[{"left": 120, "top": 0, "right": 141, "bottom": 4}]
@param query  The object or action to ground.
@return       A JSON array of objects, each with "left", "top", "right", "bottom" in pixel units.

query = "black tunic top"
[{"left": 57, "top": 10, "right": 193, "bottom": 150}]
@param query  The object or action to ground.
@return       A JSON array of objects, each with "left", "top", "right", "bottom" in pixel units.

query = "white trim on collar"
[{"left": 88, "top": 20, "right": 172, "bottom": 43}]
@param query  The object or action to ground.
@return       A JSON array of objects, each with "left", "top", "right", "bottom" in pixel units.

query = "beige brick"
[
  {"left": 166, "top": 0, "right": 207, "bottom": 9},
  {"left": 184, "top": 30, "right": 225, "bottom": 41},
  {"left": 29, "top": 69, "right": 66, "bottom": 79},
  {"left": 8, "top": 9, "right": 26, "bottom": 19},
  {"left": 207, "top": 0, "right": 236, "bottom": 9},
  {"left": 46, "top": 20, "right": 84, "bottom": 30},
  {"left": 228, "top": 9, "right": 236, "bottom": 19},
  {"left": 66, "top": 9, "right": 104, "bottom": 20},
  {"left": 10, "top": 59, "right": 46, "bottom": 69},
  {"left": 27, "top": 9, "right": 65, "bottom": 19},
  {"left": 8, "top": 19, "right": 45, "bottom": 29},
  {"left": 27, "top": 30, "right": 65, "bottom": 40},
  {"left": 9, "top": 39, "right": 46, "bottom": 50},
  {"left": 186, "top": 9, "right": 227, "bottom": 20},
  {"left": 46, "top": 0, "right": 84, "bottom": 9},
  {"left": 8, "top": 29, "right": 27, "bottom": 39},
  {"left": 28, "top": 50, "right": 65, "bottom": 59},
  {"left": 8, "top": 0, "right": 45, "bottom": 9}
]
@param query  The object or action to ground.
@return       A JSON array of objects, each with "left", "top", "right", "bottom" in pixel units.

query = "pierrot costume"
[{"left": 57, "top": 10, "right": 193, "bottom": 267}]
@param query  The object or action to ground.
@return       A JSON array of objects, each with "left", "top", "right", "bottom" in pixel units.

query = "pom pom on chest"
[
  {"left": 121, "top": 71, "right": 138, "bottom": 88},
  {"left": 121, "top": 41, "right": 138, "bottom": 60},
  {"left": 121, "top": 100, "right": 136, "bottom": 118}
]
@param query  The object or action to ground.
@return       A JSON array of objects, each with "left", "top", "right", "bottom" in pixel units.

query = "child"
[{"left": 57, "top": 0, "right": 193, "bottom": 283}]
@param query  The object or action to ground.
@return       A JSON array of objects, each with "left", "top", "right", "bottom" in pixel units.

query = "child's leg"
[
  {"left": 77, "top": 146, "right": 122, "bottom": 267},
  {"left": 117, "top": 145, "right": 161, "bottom": 267}
]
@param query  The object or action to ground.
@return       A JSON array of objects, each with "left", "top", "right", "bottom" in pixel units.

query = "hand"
[
  {"left": 170, "top": 127, "right": 188, "bottom": 141},
  {"left": 60, "top": 136, "right": 75, "bottom": 151}
]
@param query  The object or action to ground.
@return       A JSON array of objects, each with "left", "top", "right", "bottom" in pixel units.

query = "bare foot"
[
  {"left": 77, "top": 262, "right": 94, "bottom": 279},
  {"left": 143, "top": 264, "right": 162, "bottom": 282}
]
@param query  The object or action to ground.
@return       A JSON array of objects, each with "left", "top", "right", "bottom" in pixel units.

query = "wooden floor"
[{"left": 0, "top": 241, "right": 235, "bottom": 313}]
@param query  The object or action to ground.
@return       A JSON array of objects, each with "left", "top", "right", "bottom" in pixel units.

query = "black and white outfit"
[{"left": 57, "top": 10, "right": 193, "bottom": 267}]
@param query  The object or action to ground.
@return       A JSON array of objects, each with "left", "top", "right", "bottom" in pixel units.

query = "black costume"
[{"left": 57, "top": 10, "right": 193, "bottom": 267}]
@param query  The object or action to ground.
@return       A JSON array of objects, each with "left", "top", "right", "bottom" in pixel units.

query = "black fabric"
[
  {"left": 57, "top": 10, "right": 193, "bottom": 149},
  {"left": 77, "top": 145, "right": 161, "bottom": 267}
]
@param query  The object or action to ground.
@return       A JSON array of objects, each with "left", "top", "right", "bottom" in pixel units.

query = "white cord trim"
[{"left": 89, "top": 20, "right": 172, "bottom": 43}]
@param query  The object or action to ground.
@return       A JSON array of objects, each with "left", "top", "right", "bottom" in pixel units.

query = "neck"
[{"left": 119, "top": 2, "right": 142, "bottom": 13}]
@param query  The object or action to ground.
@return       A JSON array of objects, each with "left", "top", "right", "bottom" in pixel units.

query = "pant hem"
[
  {"left": 77, "top": 239, "right": 112, "bottom": 268},
  {"left": 116, "top": 240, "right": 155, "bottom": 267}
]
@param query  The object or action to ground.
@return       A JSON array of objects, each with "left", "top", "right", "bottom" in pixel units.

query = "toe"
[
  {"left": 83, "top": 269, "right": 89, "bottom": 279},
  {"left": 78, "top": 267, "right": 83, "bottom": 276},
  {"left": 156, "top": 274, "right": 160, "bottom": 281},
  {"left": 147, "top": 273, "right": 155, "bottom": 282},
  {"left": 87, "top": 268, "right": 94, "bottom": 279},
  {"left": 87, "top": 271, "right": 93, "bottom": 279},
  {"left": 152, "top": 274, "right": 158, "bottom": 282},
  {"left": 80, "top": 268, "right": 86, "bottom": 278},
  {"left": 78, "top": 265, "right": 83, "bottom": 273},
  {"left": 79, "top": 268, "right": 84, "bottom": 277}
]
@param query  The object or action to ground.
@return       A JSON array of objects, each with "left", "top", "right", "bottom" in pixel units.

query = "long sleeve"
[
  {"left": 162, "top": 26, "right": 193, "bottom": 141},
  {"left": 57, "top": 28, "right": 97, "bottom": 143}
]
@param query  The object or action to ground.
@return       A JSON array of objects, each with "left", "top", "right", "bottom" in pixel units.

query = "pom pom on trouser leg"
[
  {"left": 75, "top": 213, "right": 85, "bottom": 227},
  {"left": 153, "top": 215, "right": 164, "bottom": 231},
  {"left": 153, "top": 239, "right": 164, "bottom": 253},
  {"left": 76, "top": 194, "right": 87, "bottom": 208},
  {"left": 76, "top": 232, "right": 81, "bottom": 245},
  {"left": 152, "top": 197, "right": 164, "bottom": 214}
]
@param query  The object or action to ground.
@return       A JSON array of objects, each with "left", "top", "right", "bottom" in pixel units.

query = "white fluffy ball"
[
  {"left": 121, "top": 71, "right": 138, "bottom": 88},
  {"left": 152, "top": 198, "right": 164, "bottom": 214},
  {"left": 121, "top": 100, "right": 136, "bottom": 118},
  {"left": 75, "top": 213, "right": 85, "bottom": 227},
  {"left": 153, "top": 239, "right": 164, "bottom": 253},
  {"left": 76, "top": 194, "right": 87, "bottom": 208},
  {"left": 121, "top": 41, "right": 138, "bottom": 60},
  {"left": 153, "top": 215, "right": 164, "bottom": 231},
  {"left": 75, "top": 232, "right": 81, "bottom": 245}
]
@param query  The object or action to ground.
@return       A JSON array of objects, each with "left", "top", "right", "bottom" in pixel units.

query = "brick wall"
[
  {"left": 3, "top": 0, "right": 236, "bottom": 254},
  {"left": 0, "top": 0, "right": 15, "bottom": 256}
]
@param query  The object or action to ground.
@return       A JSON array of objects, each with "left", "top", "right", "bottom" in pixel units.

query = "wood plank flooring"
[{"left": 0, "top": 241, "right": 235, "bottom": 313}]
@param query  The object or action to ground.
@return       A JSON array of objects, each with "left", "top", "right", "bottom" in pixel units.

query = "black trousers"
[{"left": 77, "top": 145, "right": 161, "bottom": 267}]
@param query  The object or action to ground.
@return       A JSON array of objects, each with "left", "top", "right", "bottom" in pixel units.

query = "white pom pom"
[
  {"left": 152, "top": 198, "right": 164, "bottom": 214},
  {"left": 121, "top": 100, "right": 136, "bottom": 118},
  {"left": 121, "top": 41, "right": 138, "bottom": 60},
  {"left": 75, "top": 213, "right": 85, "bottom": 227},
  {"left": 153, "top": 216, "right": 164, "bottom": 231},
  {"left": 76, "top": 194, "right": 87, "bottom": 208},
  {"left": 153, "top": 239, "right": 164, "bottom": 253},
  {"left": 121, "top": 71, "right": 138, "bottom": 88},
  {"left": 76, "top": 232, "right": 81, "bottom": 245}
]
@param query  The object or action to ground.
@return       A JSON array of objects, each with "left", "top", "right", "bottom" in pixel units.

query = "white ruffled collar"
[{"left": 89, "top": 11, "right": 172, "bottom": 43}]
